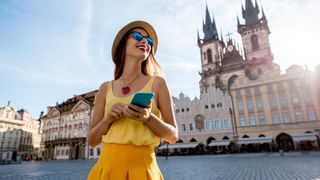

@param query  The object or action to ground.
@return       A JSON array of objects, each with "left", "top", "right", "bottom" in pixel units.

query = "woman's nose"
[{"left": 140, "top": 37, "right": 147, "bottom": 44}]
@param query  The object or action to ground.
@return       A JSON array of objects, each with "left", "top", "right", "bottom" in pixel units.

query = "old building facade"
[
  {"left": 0, "top": 103, "right": 40, "bottom": 161},
  {"left": 168, "top": 0, "right": 320, "bottom": 154},
  {"left": 40, "top": 90, "right": 102, "bottom": 160}
]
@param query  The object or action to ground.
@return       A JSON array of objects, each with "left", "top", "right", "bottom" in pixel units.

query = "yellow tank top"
[{"left": 101, "top": 76, "right": 160, "bottom": 147}]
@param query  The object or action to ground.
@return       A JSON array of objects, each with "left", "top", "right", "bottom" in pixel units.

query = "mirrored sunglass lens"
[
  {"left": 146, "top": 37, "right": 154, "bottom": 46},
  {"left": 132, "top": 32, "right": 143, "bottom": 41}
]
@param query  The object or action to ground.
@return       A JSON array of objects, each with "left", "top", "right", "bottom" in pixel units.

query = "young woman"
[{"left": 87, "top": 20, "right": 178, "bottom": 180}]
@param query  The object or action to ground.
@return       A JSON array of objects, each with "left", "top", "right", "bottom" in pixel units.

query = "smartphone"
[{"left": 130, "top": 92, "right": 155, "bottom": 108}]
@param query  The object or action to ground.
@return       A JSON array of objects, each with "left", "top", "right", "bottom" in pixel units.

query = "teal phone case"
[{"left": 130, "top": 92, "right": 155, "bottom": 108}]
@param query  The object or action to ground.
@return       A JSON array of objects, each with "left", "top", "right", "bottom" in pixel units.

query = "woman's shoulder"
[
  {"left": 97, "top": 81, "right": 112, "bottom": 96},
  {"left": 151, "top": 76, "right": 168, "bottom": 92},
  {"left": 153, "top": 76, "right": 166, "bottom": 85}
]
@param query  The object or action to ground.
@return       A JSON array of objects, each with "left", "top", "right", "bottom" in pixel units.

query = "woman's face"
[{"left": 125, "top": 28, "right": 152, "bottom": 62}]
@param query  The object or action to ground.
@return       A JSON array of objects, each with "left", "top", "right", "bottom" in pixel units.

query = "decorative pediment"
[
  {"left": 71, "top": 100, "right": 90, "bottom": 112},
  {"left": 47, "top": 107, "right": 60, "bottom": 118}
]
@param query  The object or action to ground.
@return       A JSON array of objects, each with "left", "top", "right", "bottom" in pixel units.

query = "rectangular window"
[
  {"left": 245, "top": 88, "right": 251, "bottom": 96},
  {"left": 254, "top": 87, "right": 260, "bottom": 94},
  {"left": 304, "top": 92, "right": 311, "bottom": 102},
  {"left": 237, "top": 101, "right": 244, "bottom": 111},
  {"left": 90, "top": 148, "right": 94, "bottom": 156},
  {"left": 186, "top": 108, "right": 190, "bottom": 112},
  {"left": 189, "top": 123, "right": 194, "bottom": 131},
  {"left": 256, "top": 97, "right": 263, "bottom": 109},
  {"left": 272, "top": 112, "right": 280, "bottom": 124},
  {"left": 280, "top": 95, "right": 287, "bottom": 105},
  {"left": 223, "top": 119, "right": 230, "bottom": 129},
  {"left": 249, "top": 113, "right": 256, "bottom": 126},
  {"left": 240, "top": 116, "right": 246, "bottom": 127},
  {"left": 247, "top": 100, "right": 254, "bottom": 110},
  {"left": 66, "top": 149, "right": 69, "bottom": 156},
  {"left": 205, "top": 120, "right": 212, "bottom": 130},
  {"left": 211, "top": 104, "right": 215, "bottom": 109},
  {"left": 61, "top": 149, "right": 65, "bottom": 155},
  {"left": 258, "top": 115, "right": 266, "bottom": 125},
  {"left": 214, "top": 120, "right": 221, "bottom": 129},
  {"left": 217, "top": 103, "right": 222, "bottom": 108},
  {"left": 269, "top": 96, "right": 277, "bottom": 107},
  {"left": 283, "top": 111, "right": 291, "bottom": 123},
  {"left": 205, "top": 105, "right": 209, "bottom": 109},
  {"left": 181, "top": 124, "right": 186, "bottom": 132},
  {"left": 181, "top": 108, "right": 185, "bottom": 112},
  {"left": 295, "top": 111, "right": 303, "bottom": 122},
  {"left": 56, "top": 149, "right": 60, "bottom": 156},
  {"left": 267, "top": 85, "right": 273, "bottom": 93},
  {"left": 236, "top": 90, "right": 241, "bottom": 97},
  {"left": 292, "top": 94, "right": 299, "bottom": 104},
  {"left": 175, "top": 109, "right": 180, "bottom": 113},
  {"left": 308, "top": 111, "right": 317, "bottom": 121}
]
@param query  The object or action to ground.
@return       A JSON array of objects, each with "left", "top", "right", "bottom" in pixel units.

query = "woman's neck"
[{"left": 121, "top": 56, "right": 143, "bottom": 81}]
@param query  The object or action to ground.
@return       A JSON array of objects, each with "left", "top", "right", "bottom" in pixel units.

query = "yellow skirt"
[{"left": 87, "top": 143, "right": 163, "bottom": 180}]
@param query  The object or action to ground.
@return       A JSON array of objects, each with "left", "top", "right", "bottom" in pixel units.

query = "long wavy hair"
[{"left": 113, "top": 28, "right": 164, "bottom": 80}]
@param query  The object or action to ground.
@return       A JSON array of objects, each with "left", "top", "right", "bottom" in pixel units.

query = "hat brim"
[{"left": 111, "top": 20, "right": 158, "bottom": 62}]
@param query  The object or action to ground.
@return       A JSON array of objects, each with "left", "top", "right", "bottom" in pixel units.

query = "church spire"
[
  {"left": 205, "top": 4, "right": 211, "bottom": 25},
  {"left": 197, "top": 29, "right": 201, "bottom": 45},
  {"left": 242, "top": 0, "right": 260, "bottom": 26},
  {"left": 202, "top": 3, "right": 219, "bottom": 42}
]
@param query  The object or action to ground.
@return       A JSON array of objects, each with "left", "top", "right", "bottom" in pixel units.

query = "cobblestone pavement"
[{"left": 1, "top": 152, "right": 320, "bottom": 180}]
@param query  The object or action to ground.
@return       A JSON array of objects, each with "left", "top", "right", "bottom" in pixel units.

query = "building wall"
[
  {"left": 0, "top": 106, "right": 40, "bottom": 160},
  {"left": 232, "top": 66, "right": 320, "bottom": 140}
]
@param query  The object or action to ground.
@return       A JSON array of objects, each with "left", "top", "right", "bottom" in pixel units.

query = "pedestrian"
[{"left": 87, "top": 20, "right": 178, "bottom": 180}]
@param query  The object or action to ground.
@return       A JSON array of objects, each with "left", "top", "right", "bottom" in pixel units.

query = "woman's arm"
[
  {"left": 145, "top": 76, "right": 178, "bottom": 143},
  {"left": 87, "top": 82, "right": 126, "bottom": 147}
]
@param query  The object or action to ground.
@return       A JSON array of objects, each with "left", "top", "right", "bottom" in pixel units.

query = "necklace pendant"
[{"left": 122, "top": 87, "right": 130, "bottom": 95}]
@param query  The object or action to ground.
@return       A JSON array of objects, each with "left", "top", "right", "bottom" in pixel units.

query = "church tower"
[
  {"left": 238, "top": 0, "right": 275, "bottom": 79},
  {"left": 198, "top": 5, "right": 225, "bottom": 94}
]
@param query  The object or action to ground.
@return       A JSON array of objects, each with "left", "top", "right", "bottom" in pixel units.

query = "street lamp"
[{"left": 227, "top": 75, "right": 239, "bottom": 153}]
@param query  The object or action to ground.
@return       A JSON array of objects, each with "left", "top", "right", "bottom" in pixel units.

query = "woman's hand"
[
  {"left": 104, "top": 103, "right": 127, "bottom": 124},
  {"left": 123, "top": 102, "right": 152, "bottom": 123}
]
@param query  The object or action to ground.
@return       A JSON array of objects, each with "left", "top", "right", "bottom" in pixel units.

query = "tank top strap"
[
  {"left": 106, "top": 81, "right": 113, "bottom": 99},
  {"left": 146, "top": 76, "right": 156, "bottom": 92}
]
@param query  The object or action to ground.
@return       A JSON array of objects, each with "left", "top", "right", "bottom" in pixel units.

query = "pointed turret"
[
  {"left": 242, "top": 0, "right": 260, "bottom": 26},
  {"left": 220, "top": 29, "right": 226, "bottom": 48},
  {"left": 212, "top": 12, "right": 218, "bottom": 35},
  {"left": 202, "top": 4, "right": 219, "bottom": 42},
  {"left": 245, "top": 0, "right": 255, "bottom": 10},
  {"left": 197, "top": 29, "right": 201, "bottom": 45},
  {"left": 261, "top": 5, "right": 266, "bottom": 20},
  {"left": 205, "top": 4, "right": 211, "bottom": 25},
  {"left": 237, "top": 15, "right": 240, "bottom": 26}
]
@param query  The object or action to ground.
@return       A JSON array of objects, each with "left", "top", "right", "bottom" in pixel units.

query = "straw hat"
[{"left": 111, "top": 20, "right": 158, "bottom": 62}]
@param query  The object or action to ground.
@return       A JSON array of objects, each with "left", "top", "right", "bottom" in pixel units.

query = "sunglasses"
[{"left": 130, "top": 31, "right": 154, "bottom": 46}]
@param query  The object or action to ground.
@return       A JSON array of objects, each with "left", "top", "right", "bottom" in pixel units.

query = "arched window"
[
  {"left": 207, "top": 49, "right": 212, "bottom": 63},
  {"left": 251, "top": 34, "right": 259, "bottom": 50}
]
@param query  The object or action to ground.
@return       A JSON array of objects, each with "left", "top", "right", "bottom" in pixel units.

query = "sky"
[{"left": 0, "top": 0, "right": 319, "bottom": 118}]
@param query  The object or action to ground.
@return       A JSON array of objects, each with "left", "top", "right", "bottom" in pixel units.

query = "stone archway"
[
  {"left": 206, "top": 137, "right": 216, "bottom": 145},
  {"left": 190, "top": 138, "right": 197, "bottom": 142},
  {"left": 276, "top": 133, "right": 294, "bottom": 152}
]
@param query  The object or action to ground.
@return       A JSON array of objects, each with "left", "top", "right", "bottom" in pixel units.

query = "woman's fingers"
[{"left": 128, "top": 104, "right": 144, "bottom": 113}]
